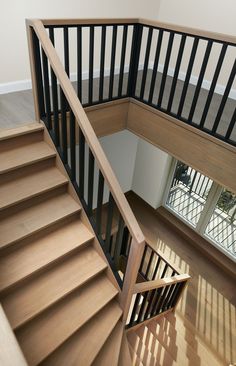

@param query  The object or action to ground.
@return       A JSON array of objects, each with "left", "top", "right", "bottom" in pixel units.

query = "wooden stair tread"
[
  {"left": 0, "top": 191, "right": 81, "bottom": 250},
  {"left": 0, "top": 123, "right": 43, "bottom": 141},
  {"left": 2, "top": 246, "right": 106, "bottom": 329},
  {"left": 118, "top": 333, "right": 132, "bottom": 366},
  {"left": 93, "top": 321, "right": 124, "bottom": 366},
  {"left": 41, "top": 301, "right": 122, "bottom": 366},
  {"left": 0, "top": 141, "right": 56, "bottom": 174},
  {"left": 0, "top": 218, "right": 94, "bottom": 292},
  {"left": 0, "top": 163, "right": 68, "bottom": 210},
  {"left": 16, "top": 275, "right": 119, "bottom": 366}
]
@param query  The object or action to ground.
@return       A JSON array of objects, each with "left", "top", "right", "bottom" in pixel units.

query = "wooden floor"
[
  {"left": 1, "top": 71, "right": 235, "bottom": 142},
  {"left": 126, "top": 192, "right": 236, "bottom": 365}
]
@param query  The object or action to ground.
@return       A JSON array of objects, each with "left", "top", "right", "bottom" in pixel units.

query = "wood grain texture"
[
  {"left": 134, "top": 274, "right": 190, "bottom": 294},
  {"left": 127, "top": 99, "right": 236, "bottom": 193},
  {"left": 40, "top": 301, "right": 122, "bottom": 366},
  {"left": 16, "top": 275, "right": 118, "bottom": 366},
  {"left": 0, "top": 122, "right": 43, "bottom": 141},
  {"left": 2, "top": 246, "right": 107, "bottom": 330},
  {"left": 0, "top": 188, "right": 80, "bottom": 250},
  {"left": 0, "top": 305, "right": 27, "bottom": 366},
  {"left": 93, "top": 320, "right": 124, "bottom": 366},
  {"left": 0, "top": 218, "right": 93, "bottom": 292}
]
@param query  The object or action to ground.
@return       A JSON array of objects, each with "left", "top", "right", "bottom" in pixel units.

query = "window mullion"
[{"left": 196, "top": 183, "right": 223, "bottom": 235}]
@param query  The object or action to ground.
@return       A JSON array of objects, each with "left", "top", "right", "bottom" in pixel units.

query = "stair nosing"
[
  {"left": 0, "top": 179, "right": 68, "bottom": 212},
  {"left": 13, "top": 259, "right": 108, "bottom": 331},
  {"left": 0, "top": 235, "right": 94, "bottom": 295},
  {"left": 0, "top": 124, "right": 44, "bottom": 141}
]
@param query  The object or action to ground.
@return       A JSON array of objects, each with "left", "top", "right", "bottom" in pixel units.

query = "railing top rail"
[
  {"left": 26, "top": 18, "right": 145, "bottom": 246},
  {"left": 145, "top": 241, "right": 180, "bottom": 274},
  {"left": 39, "top": 17, "right": 236, "bottom": 45},
  {"left": 134, "top": 274, "right": 191, "bottom": 294}
]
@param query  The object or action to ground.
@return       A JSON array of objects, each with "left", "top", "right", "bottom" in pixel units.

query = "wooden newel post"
[{"left": 119, "top": 238, "right": 145, "bottom": 323}]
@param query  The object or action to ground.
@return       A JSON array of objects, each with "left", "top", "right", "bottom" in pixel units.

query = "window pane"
[
  {"left": 166, "top": 161, "right": 213, "bottom": 227},
  {"left": 205, "top": 188, "right": 236, "bottom": 258}
]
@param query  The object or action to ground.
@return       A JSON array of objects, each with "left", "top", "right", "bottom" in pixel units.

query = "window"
[{"left": 164, "top": 160, "right": 236, "bottom": 261}]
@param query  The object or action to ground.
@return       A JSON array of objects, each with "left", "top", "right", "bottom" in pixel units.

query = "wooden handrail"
[
  {"left": 133, "top": 274, "right": 191, "bottom": 294},
  {"left": 26, "top": 18, "right": 145, "bottom": 246},
  {"left": 39, "top": 17, "right": 236, "bottom": 45}
]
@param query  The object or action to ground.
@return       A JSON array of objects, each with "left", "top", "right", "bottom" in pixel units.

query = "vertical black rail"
[
  {"left": 87, "top": 149, "right": 95, "bottom": 216},
  {"left": 41, "top": 48, "right": 52, "bottom": 129},
  {"left": 96, "top": 171, "right": 105, "bottom": 237},
  {"left": 199, "top": 43, "right": 228, "bottom": 128},
  {"left": 114, "top": 215, "right": 125, "bottom": 269},
  {"left": 77, "top": 26, "right": 82, "bottom": 101},
  {"left": 79, "top": 128, "right": 85, "bottom": 198},
  {"left": 99, "top": 26, "right": 106, "bottom": 102},
  {"left": 69, "top": 112, "right": 76, "bottom": 181},
  {"left": 64, "top": 27, "right": 70, "bottom": 77},
  {"left": 148, "top": 29, "right": 164, "bottom": 104},
  {"left": 212, "top": 59, "right": 236, "bottom": 134},
  {"left": 49, "top": 27, "right": 60, "bottom": 147},
  {"left": 167, "top": 35, "right": 186, "bottom": 112},
  {"left": 118, "top": 25, "right": 128, "bottom": 98},
  {"left": 225, "top": 107, "right": 236, "bottom": 140},
  {"left": 157, "top": 32, "right": 174, "bottom": 108},
  {"left": 105, "top": 193, "right": 115, "bottom": 251},
  {"left": 188, "top": 40, "right": 213, "bottom": 121},
  {"left": 140, "top": 27, "right": 153, "bottom": 100},
  {"left": 89, "top": 26, "right": 94, "bottom": 105},
  {"left": 60, "top": 88, "right": 68, "bottom": 163},
  {"left": 128, "top": 24, "right": 143, "bottom": 97},
  {"left": 32, "top": 29, "right": 45, "bottom": 118},
  {"left": 109, "top": 25, "right": 118, "bottom": 100},
  {"left": 177, "top": 37, "right": 199, "bottom": 118}
]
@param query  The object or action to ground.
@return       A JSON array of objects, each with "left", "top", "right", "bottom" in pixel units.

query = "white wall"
[
  {"left": 95, "top": 130, "right": 172, "bottom": 209},
  {"left": 132, "top": 138, "right": 172, "bottom": 209},
  {"left": 0, "top": 0, "right": 155, "bottom": 86}
]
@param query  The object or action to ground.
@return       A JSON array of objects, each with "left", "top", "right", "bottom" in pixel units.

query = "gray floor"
[{"left": 0, "top": 70, "right": 235, "bottom": 141}]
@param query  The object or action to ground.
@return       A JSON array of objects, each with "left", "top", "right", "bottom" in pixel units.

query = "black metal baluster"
[
  {"left": 161, "top": 263, "right": 168, "bottom": 278},
  {"left": 148, "top": 29, "right": 163, "bottom": 104},
  {"left": 139, "top": 245, "right": 148, "bottom": 275},
  {"left": 69, "top": 112, "right": 76, "bottom": 181},
  {"left": 105, "top": 193, "right": 115, "bottom": 252},
  {"left": 157, "top": 32, "right": 174, "bottom": 108},
  {"left": 109, "top": 25, "right": 118, "bottom": 100},
  {"left": 199, "top": 43, "right": 228, "bottom": 128},
  {"left": 77, "top": 26, "right": 82, "bottom": 101},
  {"left": 32, "top": 29, "right": 45, "bottom": 118},
  {"left": 60, "top": 88, "right": 68, "bottom": 163},
  {"left": 41, "top": 48, "right": 52, "bottom": 129},
  {"left": 129, "top": 293, "right": 142, "bottom": 326},
  {"left": 118, "top": 25, "right": 128, "bottom": 98},
  {"left": 188, "top": 40, "right": 213, "bottom": 121},
  {"left": 79, "top": 128, "right": 85, "bottom": 198},
  {"left": 225, "top": 107, "right": 236, "bottom": 140},
  {"left": 128, "top": 24, "right": 143, "bottom": 97},
  {"left": 212, "top": 59, "right": 236, "bottom": 134},
  {"left": 137, "top": 291, "right": 149, "bottom": 323},
  {"left": 89, "top": 26, "right": 94, "bottom": 105},
  {"left": 87, "top": 149, "right": 95, "bottom": 216},
  {"left": 114, "top": 214, "right": 125, "bottom": 269},
  {"left": 145, "top": 251, "right": 154, "bottom": 280},
  {"left": 96, "top": 171, "right": 104, "bottom": 236},
  {"left": 144, "top": 289, "right": 157, "bottom": 319},
  {"left": 151, "top": 286, "right": 165, "bottom": 316},
  {"left": 140, "top": 27, "right": 153, "bottom": 100},
  {"left": 151, "top": 256, "right": 162, "bottom": 280},
  {"left": 64, "top": 27, "right": 70, "bottom": 77},
  {"left": 167, "top": 35, "right": 186, "bottom": 113},
  {"left": 177, "top": 37, "right": 199, "bottom": 118},
  {"left": 169, "top": 282, "right": 184, "bottom": 308},
  {"left": 155, "top": 284, "right": 171, "bottom": 313},
  {"left": 49, "top": 28, "right": 59, "bottom": 146},
  {"left": 99, "top": 26, "right": 106, "bottom": 102}
]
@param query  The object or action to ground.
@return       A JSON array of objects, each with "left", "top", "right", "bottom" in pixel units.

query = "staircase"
[{"left": 0, "top": 123, "right": 132, "bottom": 366}]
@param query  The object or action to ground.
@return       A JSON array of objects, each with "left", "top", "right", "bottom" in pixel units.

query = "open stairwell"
[{"left": 0, "top": 123, "right": 132, "bottom": 366}]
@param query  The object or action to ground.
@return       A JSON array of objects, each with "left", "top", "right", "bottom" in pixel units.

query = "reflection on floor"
[{"left": 126, "top": 192, "right": 236, "bottom": 366}]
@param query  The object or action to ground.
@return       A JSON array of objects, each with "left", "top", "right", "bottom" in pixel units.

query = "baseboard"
[{"left": 1, "top": 63, "right": 235, "bottom": 100}]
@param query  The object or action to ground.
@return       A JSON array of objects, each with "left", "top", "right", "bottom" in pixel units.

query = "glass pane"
[
  {"left": 205, "top": 188, "right": 236, "bottom": 258},
  {"left": 166, "top": 161, "right": 213, "bottom": 227}
]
